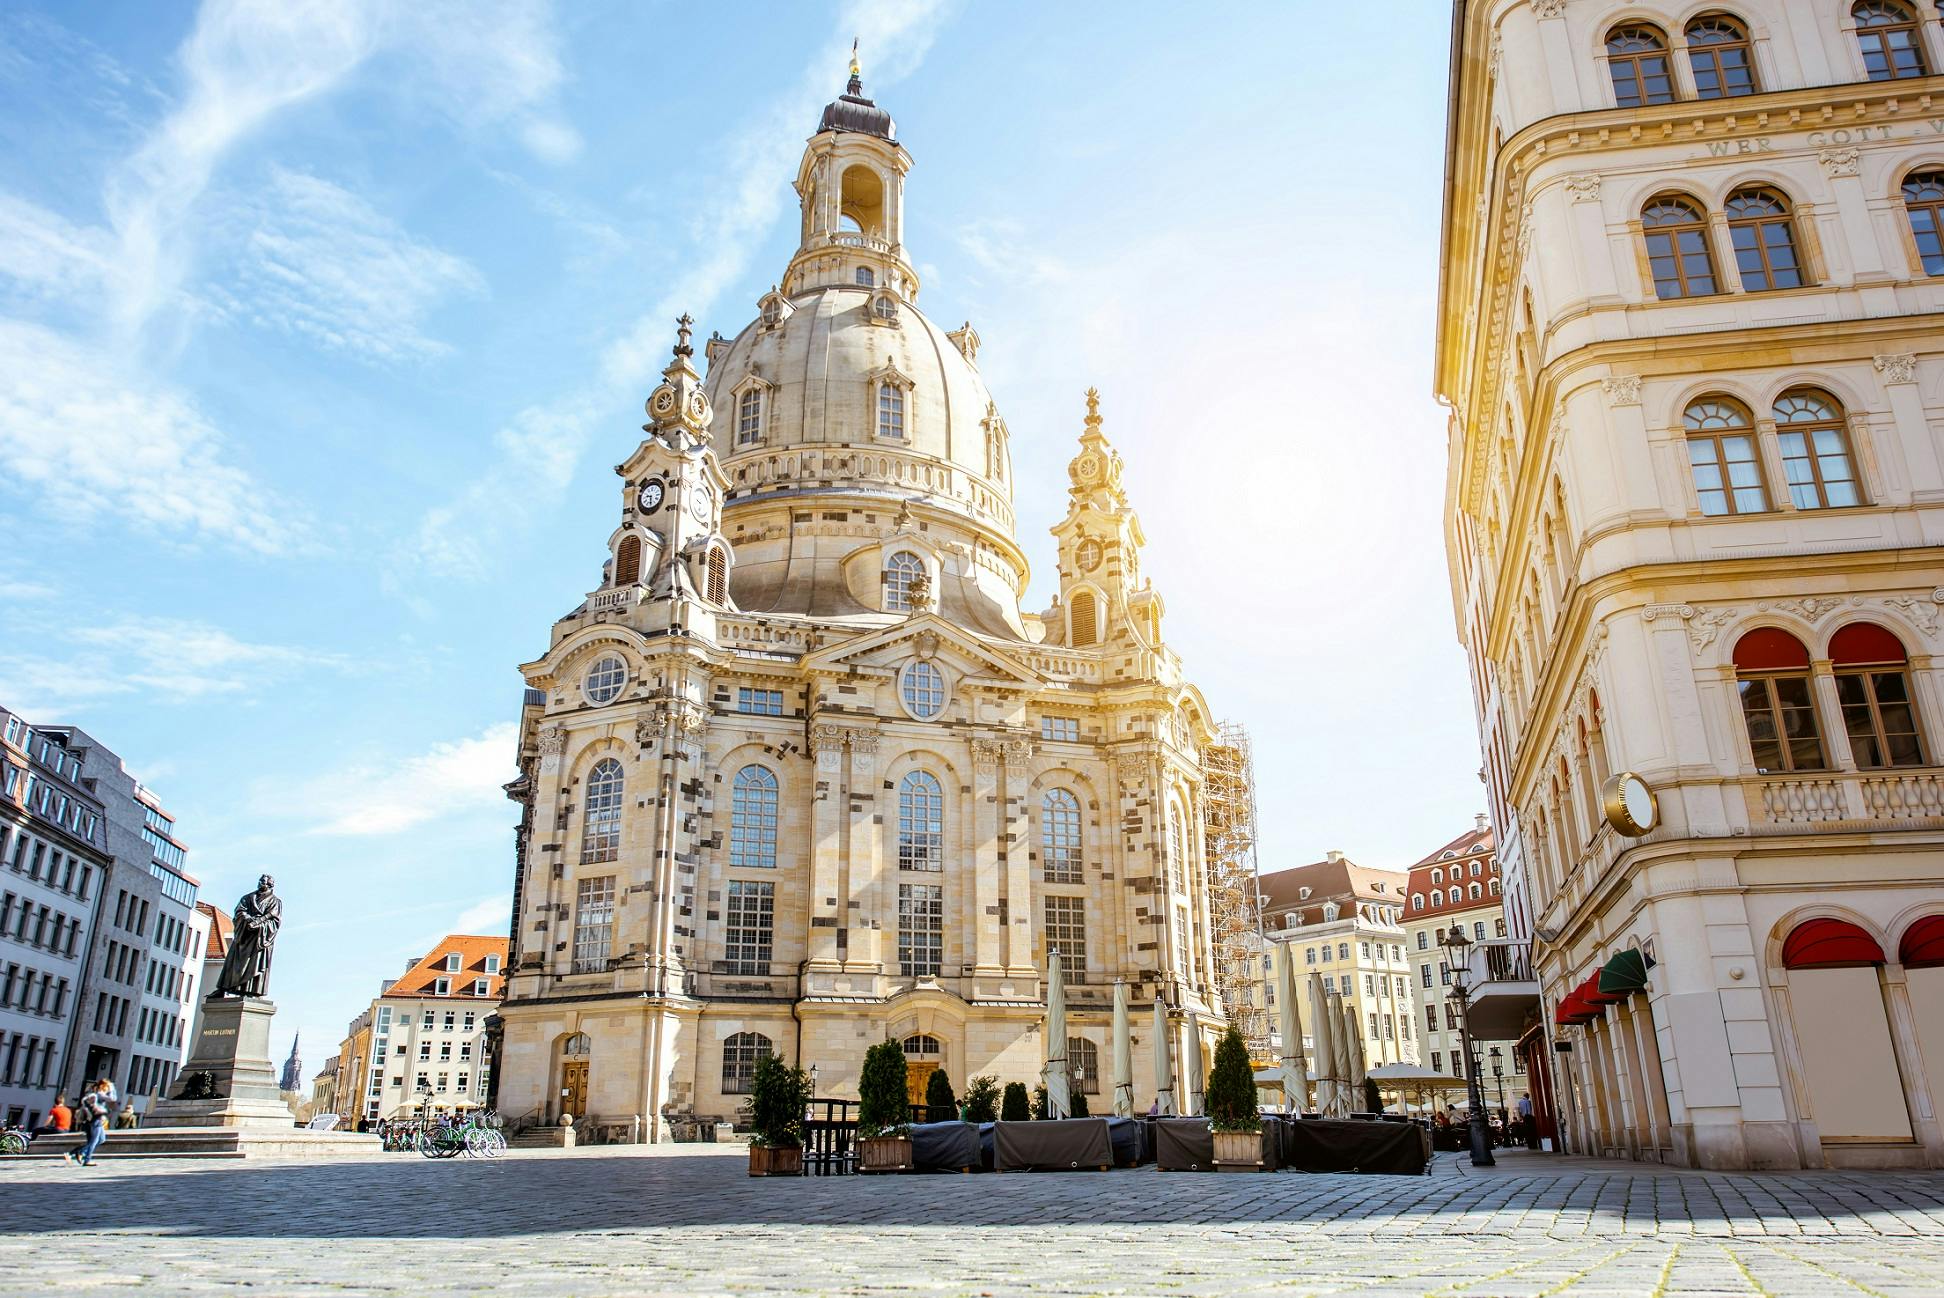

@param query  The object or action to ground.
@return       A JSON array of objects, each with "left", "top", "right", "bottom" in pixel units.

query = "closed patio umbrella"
[
  {"left": 1111, "top": 979, "right": 1135, "bottom": 1117},
  {"left": 1151, "top": 990, "right": 1176, "bottom": 1115},
  {"left": 1330, "top": 994, "right": 1354, "bottom": 1117},
  {"left": 1184, "top": 1011, "right": 1206, "bottom": 1116},
  {"left": 1338, "top": 998, "right": 1366, "bottom": 1113},
  {"left": 1276, "top": 942, "right": 1309, "bottom": 1113},
  {"left": 1308, "top": 973, "right": 1338, "bottom": 1117},
  {"left": 1042, "top": 947, "right": 1070, "bottom": 1120}
]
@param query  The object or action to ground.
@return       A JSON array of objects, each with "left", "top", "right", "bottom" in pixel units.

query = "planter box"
[
  {"left": 747, "top": 1144, "right": 802, "bottom": 1177},
  {"left": 858, "top": 1135, "right": 913, "bottom": 1173},
  {"left": 1212, "top": 1128, "right": 1269, "bottom": 1172}
]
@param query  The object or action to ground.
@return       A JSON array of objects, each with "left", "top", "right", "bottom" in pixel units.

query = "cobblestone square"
[{"left": 2, "top": 1147, "right": 1942, "bottom": 1296}]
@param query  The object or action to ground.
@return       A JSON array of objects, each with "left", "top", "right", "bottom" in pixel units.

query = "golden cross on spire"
[
  {"left": 849, "top": 39, "right": 860, "bottom": 79},
  {"left": 1084, "top": 387, "right": 1102, "bottom": 428}
]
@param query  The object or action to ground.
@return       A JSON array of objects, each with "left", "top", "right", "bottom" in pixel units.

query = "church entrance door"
[
  {"left": 906, "top": 1063, "right": 936, "bottom": 1111},
  {"left": 560, "top": 1059, "right": 588, "bottom": 1117}
]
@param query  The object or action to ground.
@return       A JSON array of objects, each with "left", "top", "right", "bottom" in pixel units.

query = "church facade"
[{"left": 494, "top": 69, "right": 1228, "bottom": 1135}]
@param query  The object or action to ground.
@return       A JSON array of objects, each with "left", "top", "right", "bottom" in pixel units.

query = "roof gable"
[{"left": 802, "top": 613, "right": 1044, "bottom": 689}]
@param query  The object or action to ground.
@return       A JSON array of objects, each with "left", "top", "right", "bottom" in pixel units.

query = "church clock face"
[
  {"left": 637, "top": 480, "right": 664, "bottom": 513},
  {"left": 651, "top": 389, "right": 676, "bottom": 416},
  {"left": 1075, "top": 538, "right": 1103, "bottom": 573},
  {"left": 690, "top": 483, "right": 714, "bottom": 522}
]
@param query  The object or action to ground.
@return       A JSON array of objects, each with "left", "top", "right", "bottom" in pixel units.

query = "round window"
[
  {"left": 900, "top": 661, "right": 946, "bottom": 720},
  {"left": 583, "top": 655, "right": 627, "bottom": 705}
]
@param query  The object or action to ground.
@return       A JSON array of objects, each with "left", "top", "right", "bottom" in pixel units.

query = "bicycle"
[{"left": 0, "top": 1126, "right": 28, "bottom": 1155}]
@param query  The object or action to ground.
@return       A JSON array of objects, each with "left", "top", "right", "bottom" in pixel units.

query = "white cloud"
[
  {"left": 0, "top": 194, "right": 117, "bottom": 300},
  {"left": 0, "top": 614, "right": 346, "bottom": 714},
  {"left": 299, "top": 723, "right": 519, "bottom": 837},
  {"left": 219, "top": 167, "right": 485, "bottom": 363},
  {"left": 451, "top": 894, "right": 511, "bottom": 936},
  {"left": 518, "top": 117, "right": 583, "bottom": 165},
  {"left": 0, "top": 319, "right": 296, "bottom": 551}
]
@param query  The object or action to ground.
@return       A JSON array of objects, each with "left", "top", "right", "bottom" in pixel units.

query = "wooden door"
[
  {"left": 906, "top": 1062, "right": 936, "bottom": 1112},
  {"left": 560, "top": 1059, "right": 589, "bottom": 1117}
]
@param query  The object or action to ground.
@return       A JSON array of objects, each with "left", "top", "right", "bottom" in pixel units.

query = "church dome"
[{"left": 818, "top": 74, "right": 895, "bottom": 141}]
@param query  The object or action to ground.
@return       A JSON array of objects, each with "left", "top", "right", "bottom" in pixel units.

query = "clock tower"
[{"left": 1049, "top": 389, "right": 1162, "bottom": 649}]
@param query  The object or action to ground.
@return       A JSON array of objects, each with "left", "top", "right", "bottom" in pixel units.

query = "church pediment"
[{"left": 802, "top": 614, "right": 1044, "bottom": 689}]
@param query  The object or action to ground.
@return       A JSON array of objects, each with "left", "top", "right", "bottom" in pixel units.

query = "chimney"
[
  {"left": 1475, "top": 813, "right": 1488, "bottom": 833},
  {"left": 1325, "top": 849, "right": 1343, "bottom": 863}
]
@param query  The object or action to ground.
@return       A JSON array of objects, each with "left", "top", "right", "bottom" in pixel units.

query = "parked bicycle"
[
  {"left": 0, "top": 1125, "right": 29, "bottom": 1155},
  {"left": 415, "top": 1110, "right": 505, "bottom": 1160}
]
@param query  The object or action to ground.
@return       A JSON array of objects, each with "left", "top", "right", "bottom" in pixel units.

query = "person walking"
[
  {"left": 1517, "top": 1092, "right": 1537, "bottom": 1149},
  {"left": 67, "top": 1080, "right": 113, "bottom": 1166}
]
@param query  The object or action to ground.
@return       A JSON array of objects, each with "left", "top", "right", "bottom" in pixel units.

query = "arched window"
[
  {"left": 1411, "top": 893, "right": 1424, "bottom": 911},
  {"left": 900, "top": 661, "right": 946, "bottom": 719},
  {"left": 737, "top": 387, "right": 763, "bottom": 445},
  {"left": 760, "top": 299, "right": 782, "bottom": 328},
  {"left": 1734, "top": 629, "right": 1826, "bottom": 772},
  {"left": 1781, "top": 917, "right": 1911, "bottom": 1142},
  {"left": 855, "top": 266, "right": 875, "bottom": 287},
  {"left": 1430, "top": 888, "right": 1443, "bottom": 907},
  {"left": 1855, "top": 1, "right": 1928, "bottom": 80},
  {"left": 1168, "top": 806, "right": 1188, "bottom": 894},
  {"left": 1606, "top": 25, "right": 1675, "bottom": 107},
  {"left": 722, "top": 1031, "right": 771, "bottom": 1094},
  {"left": 1431, "top": 867, "right": 1442, "bottom": 885},
  {"left": 1042, "top": 788, "right": 1083, "bottom": 883},
  {"left": 706, "top": 547, "right": 727, "bottom": 604},
  {"left": 873, "top": 295, "right": 898, "bottom": 322},
  {"left": 877, "top": 381, "right": 905, "bottom": 439},
  {"left": 1643, "top": 196, "right": 1718, "bottom": 299},
  {"left": 1470, "top": 861, "right": 1483, "bottom": 877},
  {"left": 581, "top": 757, "right": 624, "bottom": 863},
  {"left": 1686, "top": 14, "right": 1758, "bottom": 97},
  {"left": 1902, "top": 171, "right": 1944, "bottom": 275},
  {"left": 729, "top": 765, "right": 779, "bottom": 868},
  {"left": 1726, "top": 188, "right": 1802, "bottom": 291},
  {"left": 1070, "top": 590, "right": 1099, "bottom": 648},
  {"left": 1832, "top": 623, "right": 1927, "bottom": 768},
  {"left": 884, "top": 551, "right": 924, "bottom": 612},
  {"left": 1772, "top": 390, "right": 1862, "bottom": 510},
  {"left": 1490, "top": 878, "right": 1502, "bottom": 896},
  {"left": 614, "top": 535, "right": 641, "bottom": 586},
  {"left": 1067, "top": 1037, "right": 1100, "bottom": 1095},
  {"left": 902, "top": 1034, "right": 941, "bottom": 1057},
  {"left": 1684, "top": 397, "right": 1768, "bottom": 515},
  {"left": 1469, "top": 881, "right": 1483, "bottom": 900},
  {"left": 897, "top": 770, "right": 944, "bottom": 871},
  {"left": 583, "top": 654, "right": 627, "bottom": 704}
]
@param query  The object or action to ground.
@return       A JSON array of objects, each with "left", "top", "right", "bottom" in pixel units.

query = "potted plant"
[
  {"left": 1069, "top": 1088, "right": 1090, "bottom": 1118},
  {"left": 924, "top": 1068, "right": 957, "bottom": 1123},
  {"left": 745, "top": 1052, "right": 811, "bottom": 1177},
  {"left": 1206, "top": 1025, "right": 1267, "bottom": 1171},
  {"left": 963, "top": 1075, "right": 1000, "bottom": 1124},
  {"left": 856, "top": 1039, "right": 912, "bottom": 1172},
  {"left": 1000, "top": 1081, "right": 1030, "bottom": 1122}
]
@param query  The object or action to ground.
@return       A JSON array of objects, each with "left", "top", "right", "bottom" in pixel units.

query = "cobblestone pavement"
[{"left": 2, "top": 1146, "right": 1943, "bottom": 1296}]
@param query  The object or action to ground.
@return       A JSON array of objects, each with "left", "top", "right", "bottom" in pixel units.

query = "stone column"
[
  {"left": 1816, "top": 146, "right": 1889, "bottom": 282},
  {"left": 807, "top": 723, "right": 847, "bottom": 970},
  {"left": 1000, "top": 739, "right": 1035, "bottom": 978},
  {"left": 1874, "top": 353, "right": 1944, "bottom": 501},
  {"left": 846, "top": 730, "right": 881, "bottom": 972},
  {"left": 971, "top": 740, "right": 1006, "bottom": 977}
]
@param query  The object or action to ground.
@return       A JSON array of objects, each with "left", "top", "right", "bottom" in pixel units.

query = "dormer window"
[
  {"left": 444, "top": 953, "right": 461, "bottom": 973},
  {"left": 856, "top": 266, "right": 875, "bottom": 288},
  {"left": 877, "top": 381, "right": 905, "bottom": 438},
  {"left": 758, "top": 290, "right": 792, "bottom": 330},
  {"left": 872, "top": 295, "right": 899, "bottom": 323},
  {"left": 1322, "top": 901, "right": 1339, "bottom": 922},
  {"left": 884, "top": 551, "right": 925, "bottom": 613},
  {"left": 485, "top": 955, "right": 501, "bottom": 975},
  {"left": 1299, "top": 887, "right": 1311, "bottom": 901}
]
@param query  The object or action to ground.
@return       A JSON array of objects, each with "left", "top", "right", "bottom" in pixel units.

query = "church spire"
[
  {"left": 1068, "top": 387, "right": 1127, "bottom": 507},
  {"left": 644, "top": 314, "right": 712, "bottom": 446}
]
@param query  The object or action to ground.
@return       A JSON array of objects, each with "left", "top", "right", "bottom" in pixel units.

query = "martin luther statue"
[{"left": 213, "top": 874, "right": 282, "bottom": 998}]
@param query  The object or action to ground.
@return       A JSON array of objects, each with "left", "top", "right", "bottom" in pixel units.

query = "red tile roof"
[
  {"left": 1405, "top": 824, "right": 1502, "bottom": 921},
  {"left": 382, "top": 935, "right": 509, "bottom": 1001},
  {"left": 197, "top": 900, "right": 233, "bottom": 959},
  {"left": 1257, "top": 855, "right": 1410, "bottom": 927}
]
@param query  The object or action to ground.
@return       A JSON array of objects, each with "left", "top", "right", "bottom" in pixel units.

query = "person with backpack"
[{"left": 67, "top": 1079, "right": 113, "bottom": 1166}]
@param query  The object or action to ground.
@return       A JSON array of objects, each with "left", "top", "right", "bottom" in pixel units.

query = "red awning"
[
  {"left": 1782, "top": 918, "right": 1885, "bottom": 969},
  {"left": 1901, "top": 915, "right": 1944, "bottom": 970},
  {"left": 1580, "top": 972, "right": 1625, "bottom": 1006}
]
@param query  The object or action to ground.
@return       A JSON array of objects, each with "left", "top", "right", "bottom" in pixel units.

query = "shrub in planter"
[
  {"left": 925, "top": 1068, "right": 957, "bottom": 1122},
  {"left": 963, "top": 1075, "right": 1001, "bottom": 1124},
  {"left": 746, "top": 1052, "right": 812, "bottom": 1176},
  {"left": 1363, "top": 1077, "right": 1383, "bottom": 1115},
  {"left": 1031, "top": 1084, "right": 1049, "bottom": 1120},
  {"left": 857, "top": 1040, "right": 913, "bottom": 1172},
  {"left": 1206, "top": 1025, "right": 1267, "bottom": 1171},
  {"left": 1000, "top": 1081, "right": 1031, "bottom": 1122}
]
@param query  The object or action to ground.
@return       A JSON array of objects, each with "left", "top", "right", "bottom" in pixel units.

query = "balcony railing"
[
  {"left": 586, "top": 585, "right": 642, "bottom": 614},
  {"left": 1748, "top": 769, "right": 1944, "bottom": 827},
  {"left": 826, "top": 232, "right": 890, "bottom": 252}
]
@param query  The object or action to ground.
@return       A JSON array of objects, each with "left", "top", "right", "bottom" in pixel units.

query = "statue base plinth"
[{"left": 147, "top": 995, "right": 286, "bottom": 1130}]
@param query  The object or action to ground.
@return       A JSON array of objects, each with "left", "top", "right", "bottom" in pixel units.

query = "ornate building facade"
[
  {"left": 495, "top": 69, "right": 1226, "bottom": 1134},
  {"left": 1439, "top": 1, "right": 1944, "bottom": 1169}
]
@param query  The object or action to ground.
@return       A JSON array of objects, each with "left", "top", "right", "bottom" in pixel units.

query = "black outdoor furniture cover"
[
  {"left": 993, "top": 1117, "right": 1114, "bottom": 1172},
  {"left": 1103, "top": 1116, "right": 1147, "bottom": 1167},
  {"left": 1153, "top": 1117, "right": 1215, "bottom": 1171},
  {"left": 1276, "top": 1116, "right": 1429, "bottom": 1174},
  {"left": 907, "top": 1120, "right": 981, "bottom": 1172}
]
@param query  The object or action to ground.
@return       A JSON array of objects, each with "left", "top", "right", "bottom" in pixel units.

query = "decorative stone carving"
[
  {"left": 1601, "top": 375, "right": 1642, "bottom": 406},
  {"left": 677, "top": 704, "right": 709, "bottom": 735},
  {"left": 1644, "top": 603, "right": 1734, "bottom": 651},
  {"left": 1874, "top": 353, "right": 1919, "bottom": 386},
  {"left": 1532, "top": 0, "right": 1568, "bottom": 17},
  {"left": 809, "top": 724, "right": 848, "bottom": 755},
  {"left": 1817, "top": 148, "right": 1860, "bottom": 179},
  {"left": 1563, "top": 173, "right": 1601, "bottom": 203},
  {"left": 1001, "top": 739, "right": 1034, "bottom": 768},
  {"left": 971, "top": 740, "right": 1004, "bottom": 774},
  {"left": 1489, "top": 32, "right": 1504, "bottom": 80},
  {"left": 846, "top": 731, "right": 880, "bottom": 756},
  {"left": 537, "top": 725, "right": 567, "bottom": 756},
  {"left": 634, "top": 718, "right": 658, "bottom": 747},
  {"left": 1883, "top": 591, "right": 1944, "bottom": 636},
  {"left": 1760, "top": 596, "right": 1845, "bottom": 623}
]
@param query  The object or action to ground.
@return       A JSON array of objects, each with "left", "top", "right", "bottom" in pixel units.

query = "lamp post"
[
  {"left": 1489, "top": 1045, "right": 1507, "bottom": 1131},
  {"left": 1438, "top": 923, "right": 1495, "bottom": 1167}
]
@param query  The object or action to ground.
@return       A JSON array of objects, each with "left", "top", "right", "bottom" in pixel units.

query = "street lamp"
[
  {"left": 1438, "top": 923, "right": 1495, "bottom": 1167},
  {"left": 1489, "top": 1045, "right": 1507, "bottom": 1130}
]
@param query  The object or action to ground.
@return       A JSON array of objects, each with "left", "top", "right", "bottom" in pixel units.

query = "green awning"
[{"left": 1597, "top": 949, "right": 1651, "bottom": 998}]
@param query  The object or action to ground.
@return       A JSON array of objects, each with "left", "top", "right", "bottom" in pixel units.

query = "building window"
[
  {"left": 445, "top": 953, "right": 461, "bottom": 973},
  {"left": 876, "top": 381, "right": 905, "bottom": 439},
  {"left": 1686, "top": 14, "right": 1757, "bottom": 97},
  {"left": 1417, "top": 931, "right": 1429, "bottom": 950},
  {"left": 433, "top": 978, "right": 450, "bottom": 996},
  {"left": 723, "top": 880, "right": 775, "bottom": 975},
  {"left": 1421, "top": 964, "right": 1433, "bottom": 988},
  {"left": 1902, "top": 171, "right": 1944, "bottom": 275},
  {"left": 729, "top": 765, "right": 779, "bottom": 870},
  {"left": 1643, "top": 195, "right": 1718, "bottom": 299},
  {"left": 706, "top": 547, "right": 727, "bottom": 604},
  {"left": 1734, "top": 629, "right": 1826, "bottom": 772},
  {"left": 737, "top": 688, "right": 784, "bottom": 716},
  {"left": 855, "top": 266, "right": 874, "bottom": 288},
  {"left": 721, "top": 1031, "right": 770, "bottom": 1095},
  {"left": 1040, "top": 716, "right": 1079, "bottom": 742},
  {"left": 571, "top": 875, "right": 615, "bottom": 973},
  {"left": 1041, "top": 789, "right": 1083, "bottom": 884},
  {"left": 1725, "top": 188, "right": 1802, "bottom": 292},
  {"left": 1069, "top": 590, "right": 1099, "bottom": 648},
  {"left": 898, "top": 883, "right": 943, "bottom": 976},
  {"left": 1855, "top": 1, "right": 1929, "bottom": 80},
  {"left": 1067, "top": 1037, "right": 1100, "bottom": 1095},
  {"left": 1044, "top": 896, "right": 1086, "bottom": 980},
  {"left": 873, "top": 295, "right": 898, "bottom": 322},
  {"left": 580, "top": 758, "right": 624, "bottom": 864},
  {"left": 1411, "top": 893, "right": 1423, "bottom": 911},
  {"left": 1773, "top": 390, "right": 1862, "bottom": 509},
  {"left": 884, "top": 551, "right": 924, "bottom": 612},
  {"left": 760, "top": 299, "right": 783, "bottom": 328},
  {"left": 614, "top": 535, "right": 642, "bottom": 585},
  {"left": 1469, "top": 882, "right": 1483, "bottom": 900},
  {"left": 484, "top": 955, "right": 500, "bottom": 975},
  {"left": 900, "top": 661, "right": 946, "bottom": 720},
  {"left": 1606, "top": 25, "right": 1676, "bottom": 107},
  {"left": 1832, "top": 623, "right": 1927, "bottom": 768},
  {"left": 897, "top": 771, "right": 944, "bottom": 871},
  {"left": 583, "top": 655, "right": 627, "bottom": 705},
  {"left": 1495, "top": 917, "right": 1506, "bottom": 936},
  {"left": 1684, "top": 397, "right": 1769, "bottom": 516}
]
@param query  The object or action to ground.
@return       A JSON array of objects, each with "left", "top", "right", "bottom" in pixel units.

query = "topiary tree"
[
  {"left": 1000, "top": 1081, "right": 1031, "bottom": 1122},
  {"left": 1069, "top": 1087, "right": 1090, "bottom": 1118},
  {"left": 924, "top": 1068, "right": 957, "bottom": 1120},
  {"left": 747, "top": 1052, "right": 812, "bottom": 1148},
  {"left": 1205, "top": 1025, "right": 1261, "bottom": 1132},
  {"left": 857, "top": 1039, "right": 910, "bottom": 1138},
  {"left": 1363, "top": 1077, "right": 1384, "bottom": 1115},
  {"left": 962, "top": 1075, "right": 1001, "bottom": 1123},
  {"left": 1031, "top": 1084, "right": 1049, "bottom": 1120}
]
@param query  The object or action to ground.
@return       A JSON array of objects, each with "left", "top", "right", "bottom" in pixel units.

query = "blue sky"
[{"left": 0, "top": 1, "right": 1478, "bottom": 1065}]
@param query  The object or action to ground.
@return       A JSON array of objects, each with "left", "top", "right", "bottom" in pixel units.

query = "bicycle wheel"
[
  {"left": 463, "top": 1129, "right": 487, "bottom": 1159},
  {"left": 483, "top": 1130, "right": 507, "bottom": 1159},
  {"left": 415, "top": 1131, "right": 440, "bottom": 1159},
  {"left": 0, "top": 1131, "right": 26, "bottom": 1155}
]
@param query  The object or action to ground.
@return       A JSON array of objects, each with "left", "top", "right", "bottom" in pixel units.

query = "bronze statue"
[{"left": 213, "top": 874, "right": 282, "bottom": 998}]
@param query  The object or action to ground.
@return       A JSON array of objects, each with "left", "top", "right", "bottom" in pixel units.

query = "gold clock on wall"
[{"left": 1601, "top": 772, "right": 1658, "bottom": 837}]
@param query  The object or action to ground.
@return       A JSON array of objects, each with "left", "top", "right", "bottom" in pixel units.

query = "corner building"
[
  {"left": 1439, "top": 1, "right": 1944, "bottom": 1169},
  {"left": 497, "top": 71, "right": 1226, "bottom": 1135}
]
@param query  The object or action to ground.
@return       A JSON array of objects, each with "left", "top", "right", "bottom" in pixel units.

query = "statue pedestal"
[{"left": 148, "top": 996, "right": 287, "bottom": 1129}]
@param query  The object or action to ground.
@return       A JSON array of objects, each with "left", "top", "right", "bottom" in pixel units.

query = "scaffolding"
[{"left": 1202, "top": 720, "right": 1269, "bottom": 1057}]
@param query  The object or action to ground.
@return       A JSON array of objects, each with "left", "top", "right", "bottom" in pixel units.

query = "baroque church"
[{"left": 495, "top": 65, "right": 1228, "bottom": 1134}]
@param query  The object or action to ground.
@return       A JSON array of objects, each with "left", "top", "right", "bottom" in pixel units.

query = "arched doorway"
[
  {"left": 902, "top": 1034, "right": 942, "bottom": 1110},
  {"left": 556, "top": 1032, "right": 591, "bottom": 1119},
  {"left": 1780, "top": 919, "right": 1912, "bottom": 1145}
]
